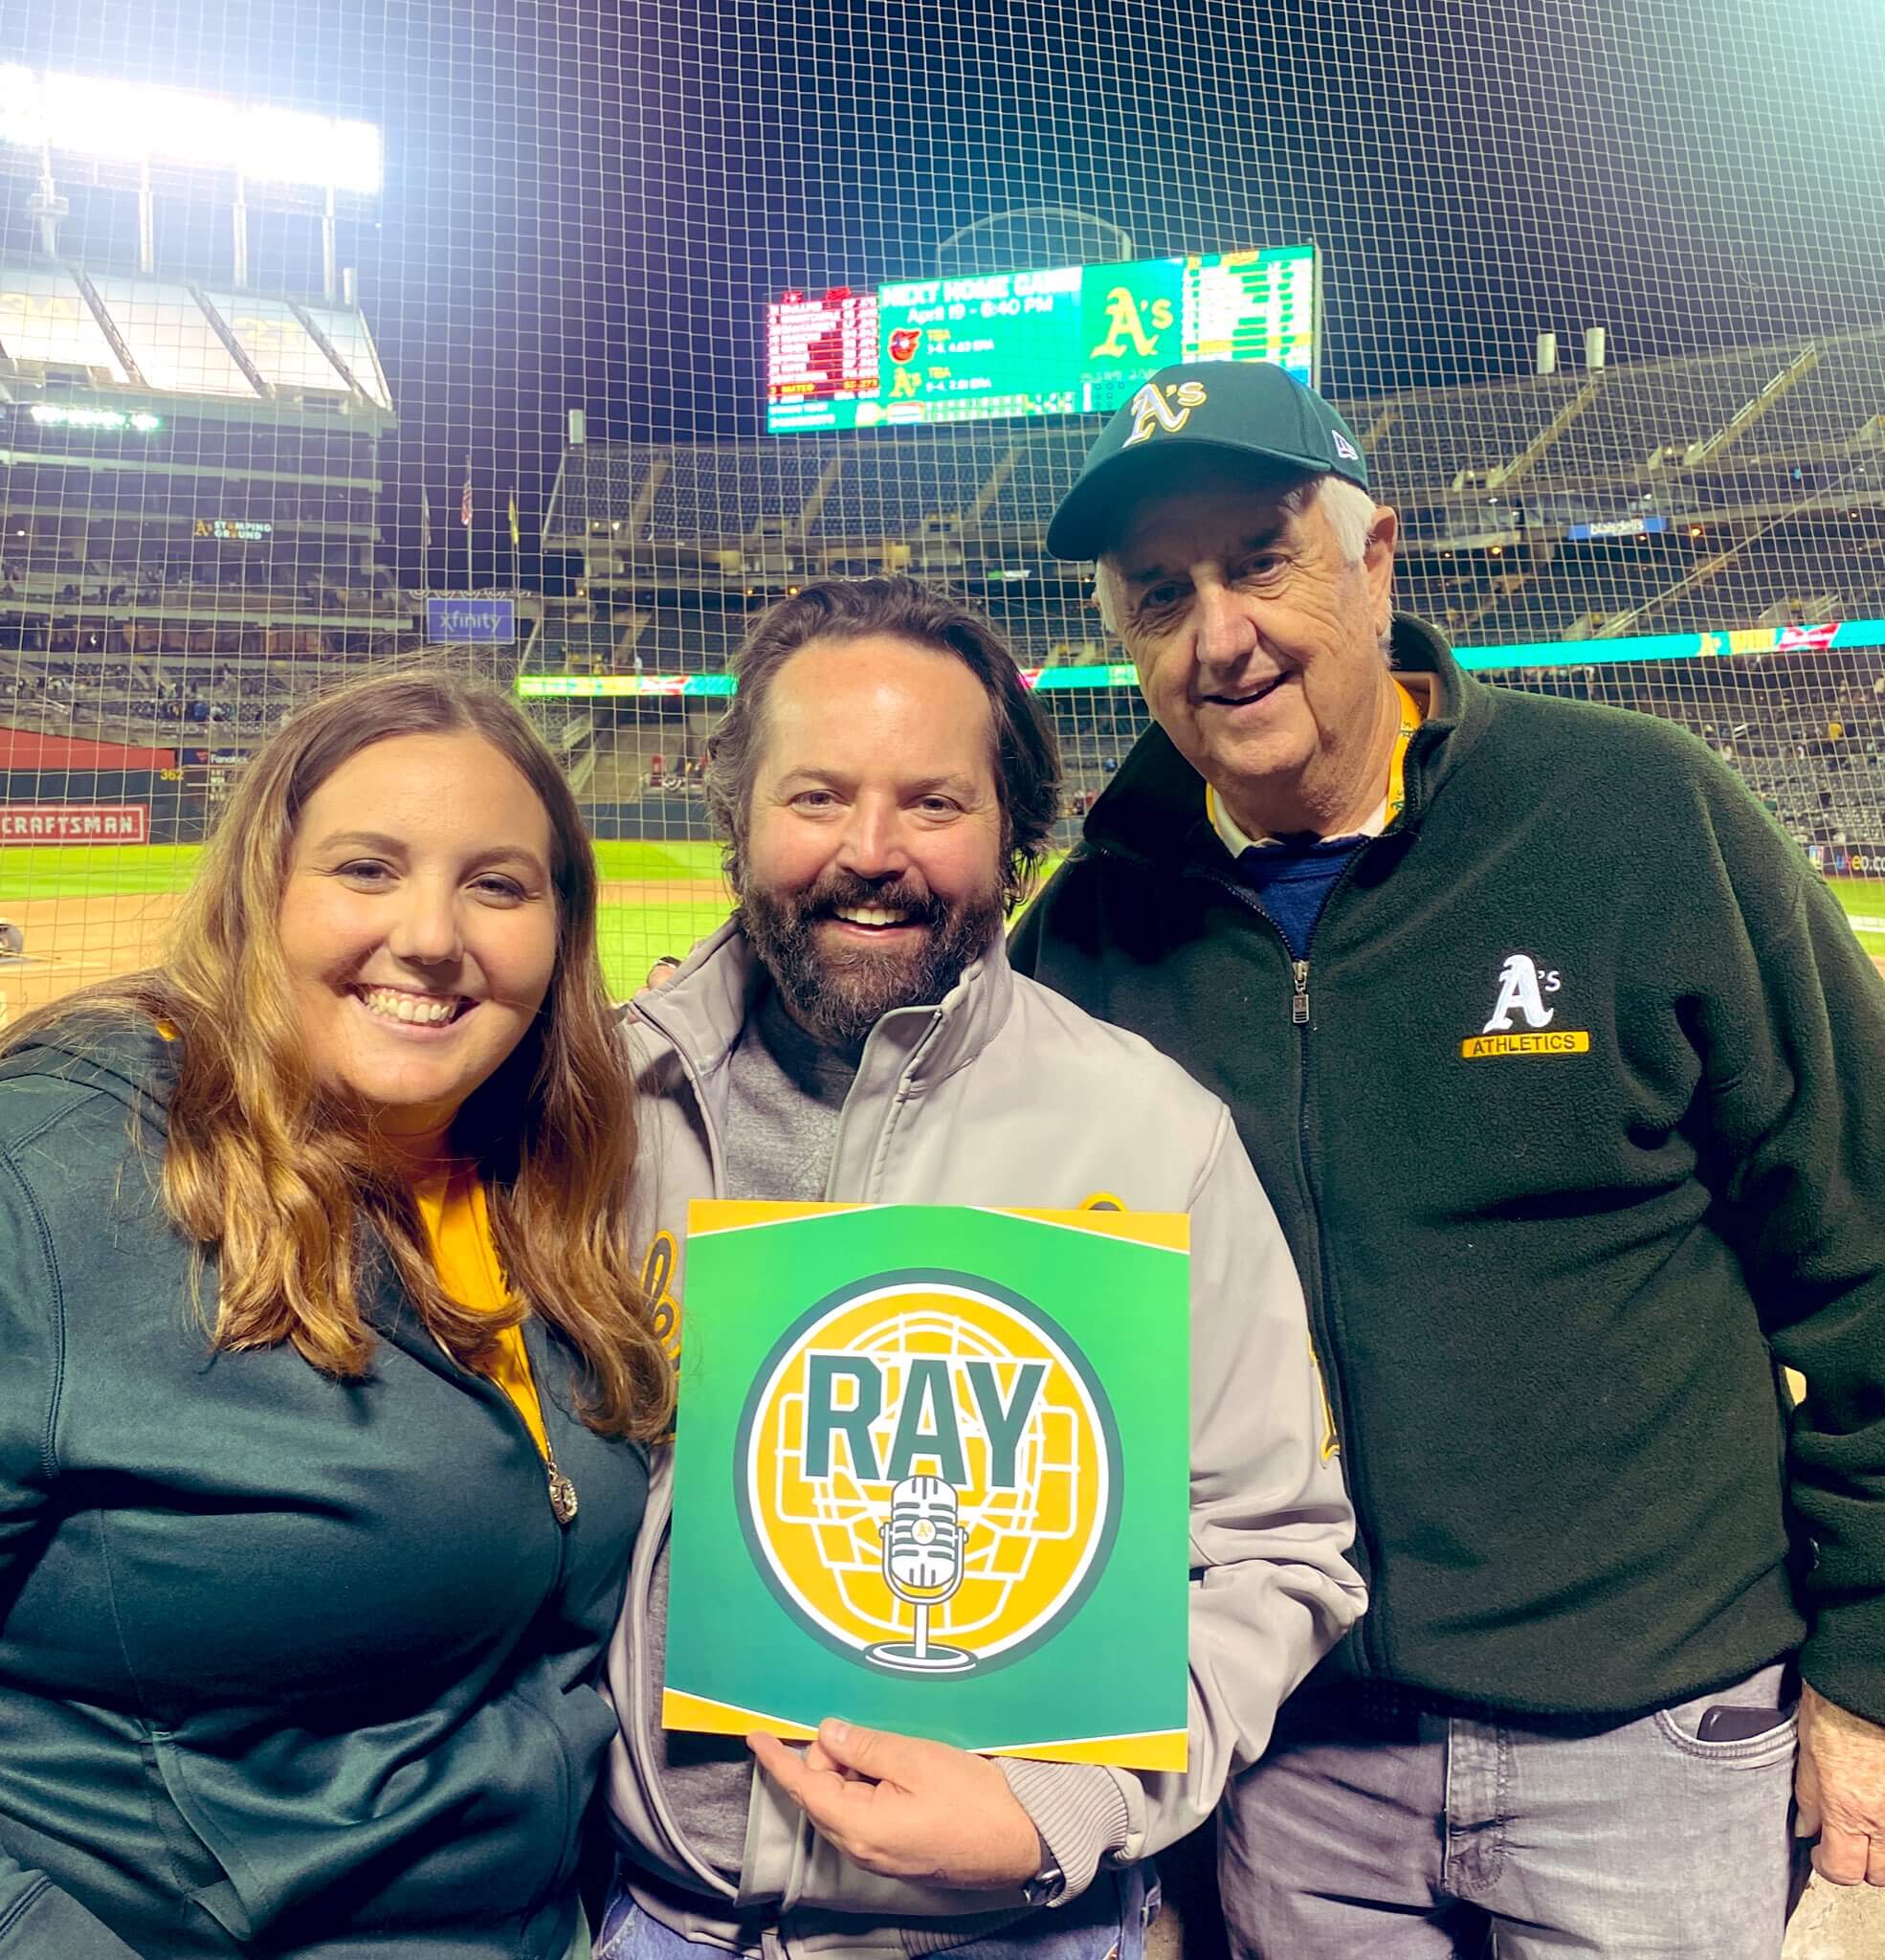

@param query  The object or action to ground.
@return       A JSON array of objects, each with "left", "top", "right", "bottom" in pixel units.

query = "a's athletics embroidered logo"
[
  {"left": 1462, "top": 951, "right": 1591, "bottom": 1058},
  {"left": 1121, "top": 378, "right": 1209, "bottom": 447},
  {"left": 735, "top": 1272, "right": 1123, "bottom": 1678}
]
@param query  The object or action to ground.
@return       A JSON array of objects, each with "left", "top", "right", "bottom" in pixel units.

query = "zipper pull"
[
  {"left": 545, "top": 1439, "right": 579, "bottom": 1526},
  {"left": 1292, "top": 960, "right": 1310, "bottom": 1026}
]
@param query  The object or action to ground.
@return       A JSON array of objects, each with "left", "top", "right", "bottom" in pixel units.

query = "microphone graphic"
[{"left": 866, "top": 1474, "right": 975, "bottom": 1674}]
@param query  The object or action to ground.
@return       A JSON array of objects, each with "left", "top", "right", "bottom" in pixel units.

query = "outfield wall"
[{"left": 0, "top": 769, "right": 201, "bottom": 843}]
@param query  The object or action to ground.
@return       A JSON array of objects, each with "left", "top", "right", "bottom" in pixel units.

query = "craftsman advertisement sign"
[
  {"left": 0, "top": 803, "right": 147, "bottom": 842},
  {"left": 664, "top": 1200, "right": 1190, "bottom": 1770}
]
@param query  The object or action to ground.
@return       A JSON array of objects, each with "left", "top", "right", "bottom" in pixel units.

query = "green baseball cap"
[{"left": 1045, "top": 361, "right": 1370, "bottom": 561}]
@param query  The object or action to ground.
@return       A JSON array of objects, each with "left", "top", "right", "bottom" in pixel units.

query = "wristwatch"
[{"left": 1019, "top": 1839, "right": 1063, "bottom": 1908}]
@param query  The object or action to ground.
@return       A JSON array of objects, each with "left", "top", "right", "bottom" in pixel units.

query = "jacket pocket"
[{"left": 146, "top": 1736, "right": 256, "bottom": 1942}]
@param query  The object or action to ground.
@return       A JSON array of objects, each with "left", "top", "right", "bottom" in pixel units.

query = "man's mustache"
[{"left": 790, "top": 873, "right": 949, "bottom": 930}]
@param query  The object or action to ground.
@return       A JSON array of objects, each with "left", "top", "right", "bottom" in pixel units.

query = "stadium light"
[{"left": 0, "top": 66, "right": 382, "bottom": 197}]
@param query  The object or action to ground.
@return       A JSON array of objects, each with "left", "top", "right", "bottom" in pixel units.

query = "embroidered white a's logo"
[
  {"left": 1121, "top": 380, "right": 1208, "bottom": 448},
  {"left": 1482, "top": 953, "right": 1561, "bottom": 1033}
]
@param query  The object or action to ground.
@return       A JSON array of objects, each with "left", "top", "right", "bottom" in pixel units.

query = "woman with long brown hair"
[{"left": 0, "top": 671, "right": 672, "bottom": 1960}]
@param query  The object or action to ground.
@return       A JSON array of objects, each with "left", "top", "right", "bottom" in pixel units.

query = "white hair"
[
  {"left": 1316, "top": 476, "right": 1380, "bottom": 566},
  {"left": 1092, "top": 473, "right": 1384, "bottom": 634}
]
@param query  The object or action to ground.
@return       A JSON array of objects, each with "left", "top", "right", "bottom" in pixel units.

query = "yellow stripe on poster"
[
  {"left": 690, "top": 1198, "right": 1188, "bottom": 1253},
  {"left": 687, "top": 1198, "right": 867, "bottom": 1236},
  {"left": 1460, "top": 1030, "right": 1592, "bottom": 1059},
  {"left": 662, "top": 1689, "right": 817, "bottom": 1739},
  {"left": 662, "top": 1688, "right": 1187, "bottom": 1771},
  {"left": 998, "top": 1207, "right": 1189, "bottom": 1254},
  {"left": 986, "top": 1729, "right": 1188, "bottom": 1772}
]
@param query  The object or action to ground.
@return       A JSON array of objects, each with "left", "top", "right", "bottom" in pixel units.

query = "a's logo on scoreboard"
[
  {"left": 1122, "top": 379, "right": 1209, "bottom": 447},
  {"left": 1089, "top": 287, "right": 1173, "bottom": 361},
  {"left": 735, "top": 1271, "right": 1122, "bottom": 1677}
]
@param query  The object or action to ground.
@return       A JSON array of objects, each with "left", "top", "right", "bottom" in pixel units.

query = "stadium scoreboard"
[{"left": 766, "top": 246, "right": 1318, "bottom": 434}]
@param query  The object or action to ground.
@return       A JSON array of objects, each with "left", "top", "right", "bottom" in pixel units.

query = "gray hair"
[{"left": 1092, "top": 474, "right": 1384, "bottom": 634}]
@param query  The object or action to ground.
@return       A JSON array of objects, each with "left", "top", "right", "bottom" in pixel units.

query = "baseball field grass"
[{"left": 0, "top": 844, "right": 1879, "bottom": 1015}]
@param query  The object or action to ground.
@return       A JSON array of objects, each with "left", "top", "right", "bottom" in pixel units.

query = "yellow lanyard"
[{"left": 1382, "top": 679, "right": 1423, "bottom": 830}]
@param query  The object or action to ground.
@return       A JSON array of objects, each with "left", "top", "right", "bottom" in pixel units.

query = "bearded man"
[{"left": 594, "top": 574, "right": 1364, "bottom": 1960}]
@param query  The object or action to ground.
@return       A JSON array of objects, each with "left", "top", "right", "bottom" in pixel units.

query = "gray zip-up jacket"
[{"left": 601, "top": 924, "right": 1364, "bottom": 1959}]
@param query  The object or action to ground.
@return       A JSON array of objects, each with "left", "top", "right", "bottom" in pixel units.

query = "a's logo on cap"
[
  {"left": 736, "top": 1274, "right": 1122, "bottom": 1676},
  {"left": 1122, "top": 379, "right": 1209, "bottom": 449},
  {"left": 1333, "top": 429, "right": 1361, "bottom": 461}
]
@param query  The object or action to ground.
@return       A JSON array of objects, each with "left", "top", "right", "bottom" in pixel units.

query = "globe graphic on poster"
[{"left": 739, "top": 1281, "right": 1120, "bottom": 1671}]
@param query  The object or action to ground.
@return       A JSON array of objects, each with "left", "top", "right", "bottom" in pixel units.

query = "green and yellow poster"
[{"left": 664, "top": 1200, "right": 1191, "bottom": 1770}]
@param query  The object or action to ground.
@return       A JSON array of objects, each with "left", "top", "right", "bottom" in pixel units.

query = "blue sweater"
[{"left": 1232, "top": 837, "right": 1365, "bottom": 959}]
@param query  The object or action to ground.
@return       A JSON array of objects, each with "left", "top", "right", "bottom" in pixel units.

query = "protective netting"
[{"left": 3, "top": 0, "right": 1885, "bottom": 1004}]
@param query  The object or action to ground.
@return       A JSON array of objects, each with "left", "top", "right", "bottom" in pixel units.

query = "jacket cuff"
[
  {"left": 1801, "top": 1608, "right": 1885, "bottom": 1728},
  {"left": 994, "top": 1760, "right": 1131, "bottom": 1904}
]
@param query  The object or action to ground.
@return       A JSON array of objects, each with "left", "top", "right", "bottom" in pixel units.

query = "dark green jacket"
[
  {"left": 0, "top": 1022, "right": 649, "bottom": 1958},
  {"left": 1012, "top": 617, "right": 1885, "bottom": 1726}
]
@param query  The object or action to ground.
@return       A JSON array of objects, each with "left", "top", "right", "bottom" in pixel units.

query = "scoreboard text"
[{"left": 766, "top": 247, "right": 1317, "bottom": 434}]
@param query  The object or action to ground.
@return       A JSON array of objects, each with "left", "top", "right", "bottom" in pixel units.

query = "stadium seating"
[
  {"left": 1719, "top": 333, "right": 1885, "bottom": 462},
  {"left": 1360, "top": 374, "right": 1585, "bottom": 500},
  {"left": 971, "top": 428, "right": 1093, "bottom": 531},
  {"left": 647, "top": 446, "right": 834, "bottom": 541},
  {"left": 814, "top": 433, "right": 1017, "bottom": 535},
  {"left": 545, "top": 447, "right": 652, "bottom": 534},
  {"left": 1523, "top": 346, "right": 1806, "bottom": 488}
]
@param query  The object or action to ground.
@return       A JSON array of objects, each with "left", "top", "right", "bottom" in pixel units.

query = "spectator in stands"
[
  {"left": 598, "top": 575, "right": 1362, "bottom": 1960},
  {"left": 1011, "top": 360, "right": 1885, "bottom": 1953},
  {"left": 0, "top": 671, "right": 672, "bottom": 1959}
]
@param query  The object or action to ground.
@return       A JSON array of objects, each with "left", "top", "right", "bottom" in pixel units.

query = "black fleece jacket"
[{"left": 1011, "top": 616, "right": 1885, "bottom": 1725}]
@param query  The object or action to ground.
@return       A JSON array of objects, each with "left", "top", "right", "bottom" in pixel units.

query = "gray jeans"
[{"left": 1221, "top": 1662, "right": 1809, "bottom": 1958}]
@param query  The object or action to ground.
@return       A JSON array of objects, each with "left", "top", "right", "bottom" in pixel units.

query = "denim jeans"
[
  {"left": 1220, "top": 1661, "right": 1808, "bottom": 1958},
  {"left": 597, "top": 1860, "right": 1159, "bottom": 1960}
]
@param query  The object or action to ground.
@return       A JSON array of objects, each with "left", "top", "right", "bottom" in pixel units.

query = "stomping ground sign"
[{"left": 664, "top": 1201, "right": 1191, "bottom": 1770}]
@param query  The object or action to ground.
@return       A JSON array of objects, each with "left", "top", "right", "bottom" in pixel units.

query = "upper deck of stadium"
[
  {"left": 529, "top": 328, "right": 1885, "bottom": 679},
  {"left": 545, "top": 327, "right": 1885, "bottom": 555}
]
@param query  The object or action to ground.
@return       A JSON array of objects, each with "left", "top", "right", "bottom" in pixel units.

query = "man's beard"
[{"left": 739, "top": 866, "right": 1006, "bottom": 1048}]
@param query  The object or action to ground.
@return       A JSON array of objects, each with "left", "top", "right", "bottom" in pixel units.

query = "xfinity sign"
[{"left": 427, "top": 597, "right": 516, "bottom": 645}]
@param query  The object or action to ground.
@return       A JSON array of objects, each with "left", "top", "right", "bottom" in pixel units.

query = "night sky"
[{"left": 4, "top": 0, "right": 1885, "bottom": 584}]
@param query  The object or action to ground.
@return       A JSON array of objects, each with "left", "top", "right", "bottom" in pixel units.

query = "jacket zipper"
[
  {"left": 628, "top": 1471, "right": 742, "bottom": 1899},
  {"left": 1177, "top": 847, "right": 1388, "bottom": 1678},
  {"left": 492, "top": 1320, "right": 587, "bottom": 1925}
]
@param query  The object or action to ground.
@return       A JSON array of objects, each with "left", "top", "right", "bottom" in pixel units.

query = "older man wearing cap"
[{"left": 1010, "top": 361, "right": 1885, "bottom": 1956}]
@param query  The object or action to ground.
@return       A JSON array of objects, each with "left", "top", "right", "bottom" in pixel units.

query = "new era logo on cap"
[{"left": 1045, "top": 360, "right": 1372, "bottom": 561}]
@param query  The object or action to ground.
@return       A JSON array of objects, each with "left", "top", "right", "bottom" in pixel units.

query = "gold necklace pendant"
[{"left": 546, "top": 1452, "right": 579, "bottom": 1526}]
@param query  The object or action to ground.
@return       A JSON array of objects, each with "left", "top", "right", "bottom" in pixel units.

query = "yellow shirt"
[{"left": 413, "top": 1168, "right": 549, "bottom": 1459}]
